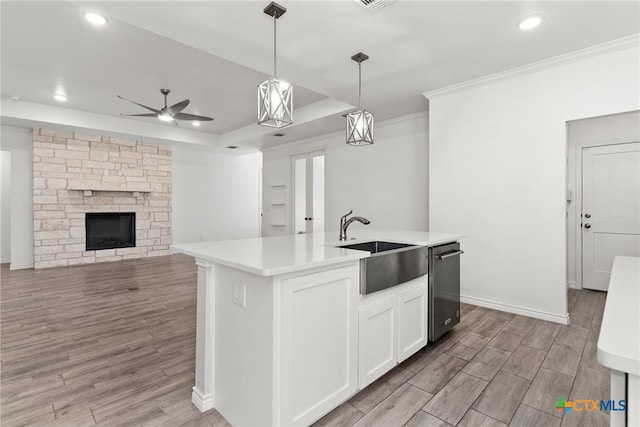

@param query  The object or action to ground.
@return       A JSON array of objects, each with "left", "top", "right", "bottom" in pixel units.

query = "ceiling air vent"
[{"left": 355, "top": 0, "right": 395, "bottom": 13}]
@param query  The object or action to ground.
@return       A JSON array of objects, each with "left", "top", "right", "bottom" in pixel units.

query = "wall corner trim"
[{"left": 423, "top": 34, "right": 640, "bottom": 100}]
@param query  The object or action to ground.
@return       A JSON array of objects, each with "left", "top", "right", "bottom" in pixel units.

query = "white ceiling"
[{"left": 1, "top": 0, "right": 639, "bottom": 151}]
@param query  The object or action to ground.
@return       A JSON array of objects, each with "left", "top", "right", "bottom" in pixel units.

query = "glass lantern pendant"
[
  {"left": 346, "top": 52, "right": 374, "bottom": 145},
  {"left": 346, "top": 109, "right": 374, "bottom": 146},
  {"left": 258, "top": 2, "right": 293, "bottom": 128},
  {"left": 258, "top": 77, "right": 293, "bottom": 128}
]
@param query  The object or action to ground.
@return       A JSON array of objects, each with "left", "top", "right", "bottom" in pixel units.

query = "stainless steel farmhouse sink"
[
  {"left": 337, "top": 241, "right": 428, "bottom": 294},
  {"left": 338, "top": 240, "right": 415, "bottom": 253}
]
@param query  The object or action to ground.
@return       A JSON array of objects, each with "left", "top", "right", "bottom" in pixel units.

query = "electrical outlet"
[{"left": 232, "top": 281, "right": 246, "bottom": 308}]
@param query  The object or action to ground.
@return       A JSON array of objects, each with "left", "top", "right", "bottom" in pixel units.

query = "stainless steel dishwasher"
[{"left": 429, "top": 242, "right": 464, "bottom": 341}]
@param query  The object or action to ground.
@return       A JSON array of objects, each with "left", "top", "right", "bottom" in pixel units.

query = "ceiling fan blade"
[
  {"left": 167, "top": 99, "right": 190, "bottom": 116},
  {"left": 117, "top": 95, "right": 161, "bottom": 114},
  {"left": 173, "top": 112, "right": 214, "bottom": 121},
  {"left": 120, "top": 113, "right": 159, "bottom": 118}
]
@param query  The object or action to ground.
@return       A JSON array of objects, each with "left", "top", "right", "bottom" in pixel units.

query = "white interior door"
[
  {"left": 292, "top": 151, "right": 325, "bottom": 235},
  {"left": 582, "top": 142, "right": 640, "bottom": 290}
]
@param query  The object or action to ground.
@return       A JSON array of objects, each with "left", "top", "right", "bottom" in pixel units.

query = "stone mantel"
[{"left": 67, "top": 188, "right": 152, "bottom": 198}]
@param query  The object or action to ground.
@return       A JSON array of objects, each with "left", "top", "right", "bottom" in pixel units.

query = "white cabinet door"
[
  {"left": 278, "top": 263, "right": 358, "bottom": 426},
  {"left": 397, "top": 279, "right": 428, "bottom": 363},
  {"left": 358, "top": 297, "right": 397, "bottom": 389}
]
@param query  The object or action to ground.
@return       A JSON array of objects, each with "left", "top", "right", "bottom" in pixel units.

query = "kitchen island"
[
  {"left": 171, "top": 230, "right": 462, "bottom": 426},
  {"left": 597, "top": 256, "right": 640, "bottom": 427}
]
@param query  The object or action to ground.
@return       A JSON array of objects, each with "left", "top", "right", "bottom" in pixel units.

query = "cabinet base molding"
[
  {"left": 192, "top": 387, "right": 214, "bottom": 412},
  {"left": 460, "top": 295, "right": 569, "bottom": 325}
]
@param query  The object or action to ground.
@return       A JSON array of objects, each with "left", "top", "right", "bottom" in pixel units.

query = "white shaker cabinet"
[
  {"left": 397, "top": 281, "right": 428, "bottom": 363},
  {"left": 357, "top": 276, "right": 428, "bottom": 389},
  {"left": 278, "top": 263, "right": 359, "bottom": 426},
  {"left": 358, "top": 296, "right": 398, "bottom": 389}
]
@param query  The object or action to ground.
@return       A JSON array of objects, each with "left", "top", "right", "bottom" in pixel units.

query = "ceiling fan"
[{"left": 117, "top": 88, "right": 214, "bottom": 124}]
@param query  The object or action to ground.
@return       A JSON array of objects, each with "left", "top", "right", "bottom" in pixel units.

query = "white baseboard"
[
  {"left": 1, "top": 257, "right": 10, "bottom": 264},
  {"left": 10, "top": 262, "right": 34, "bottom": 270},
  {"left": 460, "top": 294, "right": 569, "bottom": 325},
  {"left": 568, "top": 282, "right": 581, "bottom": 290},
  {"left": 191, "top": 386, "right": 214, "bottom": 412}
]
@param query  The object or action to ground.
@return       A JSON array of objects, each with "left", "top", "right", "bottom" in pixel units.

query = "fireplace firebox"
[{"left": 85, "top": 212, "right": 136, "bottom": 251}]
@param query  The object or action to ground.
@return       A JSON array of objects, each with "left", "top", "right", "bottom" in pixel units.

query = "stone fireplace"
[{"left": 32, "top": 129, "right": 172, "bottom": 269}]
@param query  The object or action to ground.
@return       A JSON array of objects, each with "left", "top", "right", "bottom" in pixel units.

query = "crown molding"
[{"left": 423, "top": 34, "right": 640, "bottom": 100}]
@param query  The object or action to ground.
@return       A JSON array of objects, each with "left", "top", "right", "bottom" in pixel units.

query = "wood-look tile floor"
[
  {"left": 1, "top": 255, "right": 609, "bottom": 427},
  {"left": 316, "top": 288, "right": 610, "bottom": 427}
]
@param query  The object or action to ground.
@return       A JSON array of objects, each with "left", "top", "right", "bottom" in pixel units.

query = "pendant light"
[
  {"left": 346, "top": 52, "right": 374, "bottom": 146},
  {"left": 258, "top": 2, "right": 293, "bottom": 128}
]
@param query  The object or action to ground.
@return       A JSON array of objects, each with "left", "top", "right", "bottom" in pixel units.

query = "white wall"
[
  {"left": 1, "top": 151, "right": 12, "bottom": 263},
  {"left": 426, "top": 41, "right": 640, "bottom": 323},
  {"left": 1, "top": 126, "right": 34, "bottom": 269},
  {"left": 172, "top": 146, "right": 262, "bottom": 244},
  {"left": 261, "top": 113, "right": 429, "bottom": 236}
]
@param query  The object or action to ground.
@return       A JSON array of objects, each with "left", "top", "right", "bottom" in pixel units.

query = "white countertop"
[
  {"left": 597, "top": 256, "right": 640, "bottom": 376},
  {"left": 170, "top": 230, "right": 463, "bottom": 277}
]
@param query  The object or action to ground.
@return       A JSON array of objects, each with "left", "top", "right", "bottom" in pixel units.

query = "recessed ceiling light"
[
  {"left": 518, "top": 14, "right": 543, "bottom": 31},
  {"left": 54, "top": 93, "right": 67, "bottom": 102},
  {"left": 226, "top": 146, "right": 238, "bottom": 149},
  {"left": 192, "top": 121, "right": 201, "bottom": 127},
  {"left": 273, "top": 132, "right": 285, "bottom": 137},
  {"left": 83, "top": 11, "right": 108, "bottom": 26}
]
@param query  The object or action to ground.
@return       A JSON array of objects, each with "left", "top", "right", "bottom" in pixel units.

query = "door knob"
[
  {"left": 585, "top": 213, "right": 591, "bottom": 218},
  {"left": 584, "top": 223, "right": 591, "bottom": 229}
]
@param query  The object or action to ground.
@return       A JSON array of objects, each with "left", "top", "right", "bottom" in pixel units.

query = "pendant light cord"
[
  {"left": 273, "top": 15, "right": 277, "bottom": 78},
  {"left": 358, "top": 62, "right": 362, "bottom": 109}
]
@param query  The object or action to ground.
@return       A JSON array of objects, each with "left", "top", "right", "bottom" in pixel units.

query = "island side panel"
[{"left": 213, "top": 264, "right": 276, "bottom": 427}]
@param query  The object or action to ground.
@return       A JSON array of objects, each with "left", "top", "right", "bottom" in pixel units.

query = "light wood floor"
[{"left": 1, "top": 255, "right": 609, "bottom": 427}]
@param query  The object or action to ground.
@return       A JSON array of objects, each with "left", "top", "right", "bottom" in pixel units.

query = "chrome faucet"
[{"left": 339, "top": 210, "right": 370, "bottom": 241}]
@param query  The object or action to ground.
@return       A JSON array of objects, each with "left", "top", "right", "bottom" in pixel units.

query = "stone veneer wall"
[{"left": 32, "top": 129, "right": 172, "bottom": 269}]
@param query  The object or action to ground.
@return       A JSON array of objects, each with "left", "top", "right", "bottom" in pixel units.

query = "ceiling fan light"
[
  {"left": 258, "top": 77, "right": 293, "bottom": 128},
  {"left": 192, "top": 121, "right": 201, "bottom": 127},
  {"left": 158, "top": 113, "right": 174, "bottom": 122},
  {"left": 346, "top": 109, "right": 374, "bottom": 146}
]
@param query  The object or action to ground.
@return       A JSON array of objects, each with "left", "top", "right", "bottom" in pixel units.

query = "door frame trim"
[
  {"left": 571, "top": 137, "right": 639, "bottom": 289},
  {"left": 289, "top": 150, "right": 325, "bottom": 235}
]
